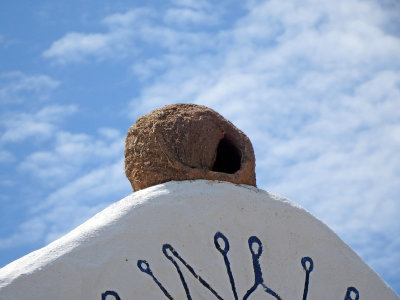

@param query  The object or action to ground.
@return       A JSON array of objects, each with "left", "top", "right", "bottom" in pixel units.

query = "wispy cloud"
[
  {"left": 0, "top": 105, "right": 77, "bottom": 143},
  {"left": 42, "top": 9, "right": 147, "bottom": 64},
  {"left": 0, "top": 159, "right": 131, "bottom": 249},
  {"left": 43, "top": 32, "right": 112, "bottom": 63},
  {"left": 0, "top": 86, "right": 128, "bottom": 255},
  {"left": 19, "top": 128, "right": 124, "bottom": 185},
  {"left": 164, "top": 7, "right": 219, "bottom": 27},
  {"left": 0, "top": 72, "right": 60, "bottom": 104},
  {"left": 42, "top": 4, "right": 222, "bottom": 65},
  {"left": 0, "top": 106, "right": 129, "bottom": 249},
  {"left": 0, "top": 63, "right": 131, "bottom": 265}
]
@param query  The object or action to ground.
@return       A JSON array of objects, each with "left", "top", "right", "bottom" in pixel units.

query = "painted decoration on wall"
[
  {"left": 102, "top": 231, "right": 359, "bottom": 300},
  {"left": 0, "top": 181, "right": 398, "bottom": 299}
]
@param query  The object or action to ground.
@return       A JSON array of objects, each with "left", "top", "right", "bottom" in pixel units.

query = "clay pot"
[{"left": 125, "top": 104, "right": 256, "bottom": 191}]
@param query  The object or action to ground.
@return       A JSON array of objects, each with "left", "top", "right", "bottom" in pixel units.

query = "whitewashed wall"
[{"left": 0, "top": 180, "right": 398, "bottom": 299}]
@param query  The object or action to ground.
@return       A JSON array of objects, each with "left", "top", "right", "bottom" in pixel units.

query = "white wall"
[{"left": 0, "top": 180, "right": 398, "bottom": 299}]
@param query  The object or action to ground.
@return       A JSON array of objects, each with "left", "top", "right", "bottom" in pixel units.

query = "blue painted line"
[
  {"left": 101, "top": 291, "right": 121, "bottom": 300},
  {"left": 345, "top": 286, "right": 360, "bottom": 300},
  {"left": 242, "top": 236, "right": 281, "bottom": 300},
  {"left": 214, "top": 231, "right": 238, "bottom": 300},
  {"left": 137, "top": 259, "right": 174, "bottom": 299},
  {"left": 301, "top": 256, "right": 314, "bottom": 300}
]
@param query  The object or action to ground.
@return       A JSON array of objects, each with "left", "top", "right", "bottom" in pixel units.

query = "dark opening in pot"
[{"left": 212, "top": 137, "right": 241, "bottom": 174}]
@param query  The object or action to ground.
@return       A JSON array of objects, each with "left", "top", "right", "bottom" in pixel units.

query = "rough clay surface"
[{"left": 125, "top": 103, "right": 256, "bottom": 191}]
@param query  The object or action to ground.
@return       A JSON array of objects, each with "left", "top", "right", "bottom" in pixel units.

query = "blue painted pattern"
[{"left": 102, "top": 231, "right": 360, "bottom": 299}]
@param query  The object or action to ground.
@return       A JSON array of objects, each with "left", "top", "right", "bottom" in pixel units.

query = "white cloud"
[
  {"left": 42, "top": 9, "right": 146, "bottom": 64},
  {"left": 0, "top": 67, "right": 128, "bottom": 262},
  {"left": 41, "top": 159, "right": 130, "bottom": 243},
  {"left": 43, "top": 32, "right": 111, "bottom": 63},
  {"left": 0, "top": 72, "right": 60, "bottom": 104},
  {"left": 42, "top": 4, "right": 222, "bottom": 65},
  {"left": 1, "top": 159, "right": 131, "bottom": 249},
  {"left": 132, "top": 57, "right": 167, "bottom": 81},
  {"left": 101, "top": 8, "right": 153, "bottom": 28},
  {"left": 39, "top": 158, "right": 130, "bottom": 243},
  {"left": 19, "top": 128, "right": 124, "bottom": 184},
  {"left": 164, "top": 8, "right": 218, "bottom": 27},
  {"left": 43, "top": 159, "right": 128, "bottom": 209},
  {"left": 0, "top": 105, "right": 77, "bottom": 143}
]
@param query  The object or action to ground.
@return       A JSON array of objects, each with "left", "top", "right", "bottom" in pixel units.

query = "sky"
[{"left": 0, "top": 0, "right": 399, "bottom": 294}]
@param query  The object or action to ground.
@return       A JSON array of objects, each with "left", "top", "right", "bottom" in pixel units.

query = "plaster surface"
[{"left": 0, "top": 180, "right": 398, "bottom": 299}]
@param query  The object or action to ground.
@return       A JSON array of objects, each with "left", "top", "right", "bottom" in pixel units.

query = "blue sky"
[{"left": 1, "top": 0, "right": 399, "bottom": 294}]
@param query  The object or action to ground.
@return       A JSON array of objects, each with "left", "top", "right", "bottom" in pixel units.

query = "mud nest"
[{"left": 125, "top": 104, "right": 256, "bottom": 191}]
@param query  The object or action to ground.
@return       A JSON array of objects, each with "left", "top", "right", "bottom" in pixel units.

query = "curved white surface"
[{"left": 0, "top": 180, "right": 398, "bottom": 299}]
